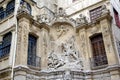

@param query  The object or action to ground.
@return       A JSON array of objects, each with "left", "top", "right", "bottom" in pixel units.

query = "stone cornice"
[
  {"left": 0, "top": 66, "right": 12, "bottom": 74},
  {"left": 89, "top": 64, "right": 120, "bottom": 75},
  {"left": 13, "top": 64, "right": 120, "bottom": 79},
  {"left": 17, "top": 12, "right": 50, "bottom": 31},
  {"left": 76, "top": 11, "right": 112, "bottom": 33}
]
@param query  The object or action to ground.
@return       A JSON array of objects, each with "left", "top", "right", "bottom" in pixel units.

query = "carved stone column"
[
  {"left": 100, "top": 18, "right": 118, "bottom": 65},
  {"left": 40, "top": 28, "right": 49, "bottom": 69},
  {"left": 78, "top": 28, "right": 90, "bottom": 70},
  {"left": 16, "top": 17, "right": 29, "bottom": 66}
]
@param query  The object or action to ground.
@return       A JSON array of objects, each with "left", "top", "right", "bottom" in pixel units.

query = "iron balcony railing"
[
  {"left": 27, "top": 56, "right": 41, "bottom": 69},
  {"left": 90, "top": 55, "right": 108, "bottom": 69}
]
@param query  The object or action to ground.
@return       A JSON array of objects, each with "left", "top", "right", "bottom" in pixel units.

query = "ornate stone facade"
[{"left": 0, "top": 0, "right": 120, "bottom": 80}]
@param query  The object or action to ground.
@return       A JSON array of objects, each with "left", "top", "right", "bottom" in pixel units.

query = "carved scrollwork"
[
  {"left": 101, "top": 5, "right": 109, "bottom": 15},
  {"left": 37, "top": 14, "right": 50, "bottom": 23},
  {"left": 76, "top": 14, "right": 88, "bottom": 26}
]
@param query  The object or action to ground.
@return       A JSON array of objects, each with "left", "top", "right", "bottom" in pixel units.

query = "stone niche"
[{"left": 48, "top": 22, "right": 83, "bottom": 71}]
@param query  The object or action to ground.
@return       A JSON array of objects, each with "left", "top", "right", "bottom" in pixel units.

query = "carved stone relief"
[
  {"left": 37, "top": 14, "right": 50, "bottom": 23},
  {"left": 50, "top": 24, "right": 73, "bottom": 41},
  {"left": 17, "top": 21, "right": 29, "bottom": 64},
  {"left": 79, "top": 33, "right": 86, "bottom": 58},
  {"left": 63, "top": 70, "right": 72, "bottom": 80},
  {"left": 76, "top": 14, "right": 88, "bottom": 26},
  {"left": 56, "top": 25, "right": 69, "bottom": 39},
  {"left": 18, "top": 2, "right": 29, "bottom": 14},
  {"left": 48, "top": 51, "right": 65, "bottom": 69},
  {"left": 90, "top": 27, "right": 99, "bottom": 34},
  {"left": 48, "top": 35, "right": 83, "bottom": 70},
  {"left": 22, "top": 24, "right": 29, "bottom": 52},
  {"left": 102, "top": 23, "right": 111, "bottom": 53},
  {"left": 56, "top": 7, "right": 67, "bottom": 18},
  {"left": 102, "top": 25, "right": 110, "bottom": 37}
]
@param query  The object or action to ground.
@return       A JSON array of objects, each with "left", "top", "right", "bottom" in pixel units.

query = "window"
[
  {"left": 0, "top": 7, "right": 5, "bottom": 20},
  {"left": 90, "top": 6, "right": 102, "bottom": 22},
  {"left": 27, "top": 34, "right": 37, "bottom": 67},
  {"left": 0, "top": 32, "right": 12, "bottom": 58},
  {"left": 90, "top": 33, "right": 108, "bottom": 67},
  {"left": 6, "top": 0, "right": 15, "bottom": 16},
  {"left": 113, "top": 8, "right": 120, "bottom": 28}
]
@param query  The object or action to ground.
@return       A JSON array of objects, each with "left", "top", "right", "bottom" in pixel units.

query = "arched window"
[
  {"left": 0, "top": 7, "right": 4, "bottom": 20},
  {"left": 0, "top": 32, "right": 12, "bottom": 58},
  {"left": 6, "top": 0, "right": 15, "bottom": 16},
  {"left": 90, "top": 33, "right": 108, "bottom": 67}
]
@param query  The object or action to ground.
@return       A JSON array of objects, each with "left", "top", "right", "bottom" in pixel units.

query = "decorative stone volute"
[{"left": 101, "top": 5, "right": 109, "bottom": 15}]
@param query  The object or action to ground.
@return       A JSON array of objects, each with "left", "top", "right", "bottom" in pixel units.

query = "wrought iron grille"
[
  {"left": 90, "top": 6, "right": 102, "bottom": 22},
  {"left": 27, "top": 35, "right": 40, "bottom": 68},
  {"left": 91, "top": 55, "right": 108, "bottom": 67},
  {"left": 0, "top": 7, "right": 5, "bottom": 20},
  {"left": 27, "top": 56, "right": 41, "bottom": 68},
  {"left": 0, "top": 32, "right": 12, "bottom": 58}
]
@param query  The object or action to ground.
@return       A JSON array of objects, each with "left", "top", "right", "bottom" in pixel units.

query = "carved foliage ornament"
[
  {"left": 37, "top": 14, "right": 50, "bottom": 23},
  {"left": 48, "top": 36, "right": 83, "bottom": 69},
  {"left": 76, "top": 14, "right": 88, "bottom": 26}
]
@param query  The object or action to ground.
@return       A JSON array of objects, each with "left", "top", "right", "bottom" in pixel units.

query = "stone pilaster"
[
  {"left": 14, "top": 71, "right": 26, "bottom": 80},
  {"left": 78, "top": 28, "right": 91, "bottom": 70},
  {"left": 110, "top": 70, "right": 120, "bottom": 80},
  {"left": 9, "top": 30, "right": 16, "bottom": 66},
  {"left": 15, "top": 17, "right": 30, "bottom": 66},
  {"left": 100, "top": 18, "right": 118, "bottom": 65},
  {"left": 40, "top": 28, "right": 49, "bottom": 70}
]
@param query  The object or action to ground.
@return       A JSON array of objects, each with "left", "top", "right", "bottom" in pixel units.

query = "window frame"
[
  {"left": 0, "top": 32, "right": 12, "bottom": 58},
  {"left": 27, "top": 34, "right": 37, "bottom": 67},
  {"left": 90, "top": 33, "right": 108, "bottom": 68},
  {"left": 89, "top": 6, "right": 102, "bottom": 22}
]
